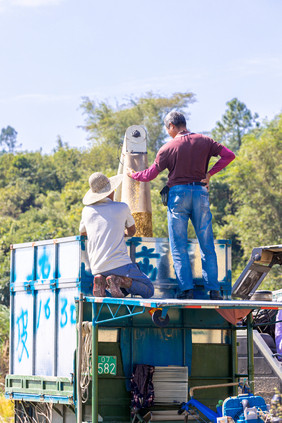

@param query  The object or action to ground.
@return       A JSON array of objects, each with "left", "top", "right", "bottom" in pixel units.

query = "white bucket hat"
[{"left": 83, "top": 172, "right": 123, "bottom": 205}]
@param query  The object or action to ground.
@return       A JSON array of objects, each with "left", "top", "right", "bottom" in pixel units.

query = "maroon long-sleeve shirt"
[{"left": 130, "top": 133, "right": 235, "bottom": 186}]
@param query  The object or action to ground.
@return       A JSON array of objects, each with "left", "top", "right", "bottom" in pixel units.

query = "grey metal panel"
[{"left": 153, "top": 366, "right": 188, "bottom": 403}]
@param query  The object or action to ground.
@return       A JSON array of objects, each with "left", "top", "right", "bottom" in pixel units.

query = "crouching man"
[{"left": 79, "top": 172, "right": 154, "bottom": 299}]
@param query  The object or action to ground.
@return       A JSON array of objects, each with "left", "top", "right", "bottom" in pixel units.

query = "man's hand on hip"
[{"left": 200, "top": 173, "right": 211, "bottom": 191}]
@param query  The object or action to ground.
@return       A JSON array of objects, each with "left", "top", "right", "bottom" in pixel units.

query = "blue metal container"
[
  {"left": 10, "top": 236, "right": 93, "bottom": 379},
  {"left": 9, "top": 236, "right": 231, "bottom": 380},
  {"left": 129, "top": 237, "right": 231, "bottom": 298}
]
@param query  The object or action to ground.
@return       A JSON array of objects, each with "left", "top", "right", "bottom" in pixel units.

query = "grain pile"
[
  {"left": 129, "top": 180, "right": 153, "bottom": 237},
  {"left": 121, "top": 153, "right": 153, "bottom": 237},
  {"left": 132, "top": 212, "right": 153, "bottom": 237}
]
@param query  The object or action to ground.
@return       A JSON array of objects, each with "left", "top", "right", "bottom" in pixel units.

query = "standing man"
[
  {"left": 79, "top": 172, "right": 154, "bottom": 299},
  {"left": 127, "top": 111, "right": 235, "bottom": 300}
]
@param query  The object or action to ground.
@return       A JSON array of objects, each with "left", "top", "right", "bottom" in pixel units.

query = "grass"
[
  {"left": 0, "top": 394, "right": 14, "bottom": 422},
  {"left": 0, "top": 337, "right": 13, "bottom": 422}
]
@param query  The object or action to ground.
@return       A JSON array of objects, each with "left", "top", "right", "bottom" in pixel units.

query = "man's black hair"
[{"left": 164, "top": 111, "right": 186, "bottom": 128}]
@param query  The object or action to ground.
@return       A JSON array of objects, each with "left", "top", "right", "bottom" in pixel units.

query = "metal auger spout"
[{"left": 115, "top": 125, "right": 153, "bottom": 237}]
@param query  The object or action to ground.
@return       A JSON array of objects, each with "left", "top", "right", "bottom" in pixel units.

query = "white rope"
[{"left": 80, "top": 321, "right": 92, "bottom": 403}]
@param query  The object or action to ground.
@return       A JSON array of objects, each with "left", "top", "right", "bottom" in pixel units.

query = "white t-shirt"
[{"left": 79, "top": 198, "right": 135, "bottom": 274}]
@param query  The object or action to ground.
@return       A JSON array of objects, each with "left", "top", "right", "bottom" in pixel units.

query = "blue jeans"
[
  {"left": 101, "top": 263, "right": 154, "bottom": 298},
  {"left": 167, "top": 184, "right": 219, "bottom": 293}
]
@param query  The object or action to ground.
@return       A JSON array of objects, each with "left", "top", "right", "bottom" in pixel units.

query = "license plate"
[{"left": 98, "top": 355, "right": 117, "bottom": 375}]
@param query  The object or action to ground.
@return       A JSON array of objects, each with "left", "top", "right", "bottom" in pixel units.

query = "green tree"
[
  {"left": 211, "top": 98, "right": 259, "bottom": 152},
  {"left": 225, "top": 114, "right": 282, "bottom": 288},
  {"left": 0, "top": 151, "right": 59, "bottom": 193},
  {"left": 51, "top": 145, "right": 84, "bottom": 190},
  {"left": 0, "top": 305, "right": 9, "bottom": 344},
  {"left": 0, "top": 304, "right": 10, "bottom": 390},
  {"left": 0, "top": 126, "right": 21, "bottom": 153},
  {"left": 209, "top": 98, "right": 260, "bottom": 275},
  {"left": 0, "top": 181, "right": 39, "bottom": 218},
  {"left": 80, "top": 92, "right": 195, "bottom": 153}
]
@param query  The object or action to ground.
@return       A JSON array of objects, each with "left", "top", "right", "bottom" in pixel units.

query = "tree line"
[{"left": 0, "top": 92, "right": 281, "bottom": 349}]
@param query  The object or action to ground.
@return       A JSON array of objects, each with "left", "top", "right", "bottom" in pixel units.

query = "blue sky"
[{"left": 1, "top": 0, "right": 282, "bottom": 153}]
